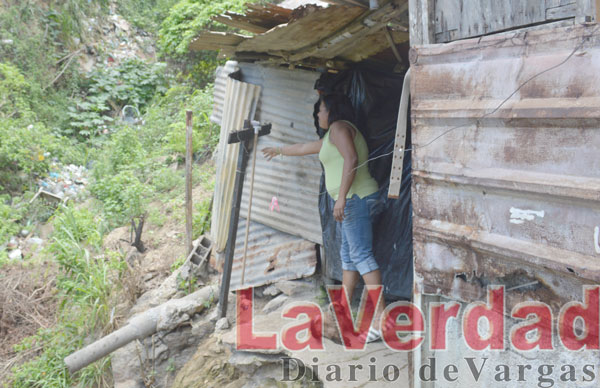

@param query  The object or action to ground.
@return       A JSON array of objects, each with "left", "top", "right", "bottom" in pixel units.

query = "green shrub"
[
  {"left": 159, "top": 0, "right": 250, "bottom": 55},
  {"left": 0, "top": 200, "right": 21, "bottom": 245},
  {"left": 67, "top": 60, "right": 168, "bottom": 138},
  {"left": 91, "top": 170, "right": 147, "bottom": 225},
  {"left": 151, "top": 167, "right": 184, "bottom": 193},
  {"left": 11, "top": 204, "right": 120, "bottom": 388},
  {"left": 192, "top": 196, "right": 212, "bottom": 239}
]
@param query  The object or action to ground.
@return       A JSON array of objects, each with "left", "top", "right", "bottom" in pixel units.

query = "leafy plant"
[
  {"left": 192, "top": 197, "right": 212, "bottom": 239},
  {"left": 91, "top": 170, "right": 147, "bottom": 225},
  {"left": 67, "top": 60, "right": 167, "bottom": 138},
  {"left": 158, "top": 0, "right": 250, "bottom": 55}
]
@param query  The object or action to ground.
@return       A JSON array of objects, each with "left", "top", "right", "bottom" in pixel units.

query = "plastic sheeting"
[{"left": 316, "top": 67, "right": 413, "bottom": 299}]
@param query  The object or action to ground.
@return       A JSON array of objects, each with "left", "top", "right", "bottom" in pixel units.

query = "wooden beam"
[
  {"left": 321, "top": 0, "right": 368, "bottom": 8},
  {"left": 189, "top": 31, "right": 249, "bottom": 51},
  {"left": 212, "top": 14, "right": 270, "bottom": 34},
  {"left": 408, "top": 0, "right": 434, "bottom": 46},
  {"left": 388, "top": 68, "right": 410, "bottom": 199}
]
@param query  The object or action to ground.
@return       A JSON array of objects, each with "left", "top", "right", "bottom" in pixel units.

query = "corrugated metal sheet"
[
  {"left": 411, "top": 24, "right": 600, "bottom": 310},
  {"left": 237, "top": 63, "right": 324, "bottom": 245},
  {"left": 211, "top": 77, "right": 261, "bottom": 252},
  {"left": 210, "top": 61, "right": 239, "bottom": 125},
  {"left": 228, "top": 218, "right": 317, "bottom": 291}
]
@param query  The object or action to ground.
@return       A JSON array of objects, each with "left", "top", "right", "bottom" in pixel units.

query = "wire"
[
  {"left": 265, "top": 25, "right": 599, "bottom": 199},
  {"left": 314, "top": 24, "right": 599, "bottom": 197}
]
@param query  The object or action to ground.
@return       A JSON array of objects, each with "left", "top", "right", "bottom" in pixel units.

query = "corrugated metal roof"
[
  {"left": 411, "top": 24, "right": 600, "bottom": 311},
  {"left": 190, "top": 0, "right": 409, "bottom": 68},
  {"left": 211, "top": 76, "right": 262, "bottom": 252},
  {"left": 238, "top": 63, "right": 324, "bottom": 244},
  {"left": 228, "top": 218, "right": 317, "bottom": 291}
]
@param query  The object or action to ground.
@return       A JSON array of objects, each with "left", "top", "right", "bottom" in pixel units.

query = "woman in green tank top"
[{"left": 262, "top": 93, "right": 385, "bottom": 343}]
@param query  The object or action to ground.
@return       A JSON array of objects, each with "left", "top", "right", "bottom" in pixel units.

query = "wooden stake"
[{"left": 185, "top": 111, "right": 193, "bottom": 256}]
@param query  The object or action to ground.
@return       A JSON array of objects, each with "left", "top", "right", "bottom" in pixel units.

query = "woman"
[{"left": 262, "top": 93, "right": 384, "bottom": 343}]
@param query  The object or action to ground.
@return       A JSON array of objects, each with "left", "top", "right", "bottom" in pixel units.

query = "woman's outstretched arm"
[{"left": 261, "top": 139, "right": 322, "bottom": 160}]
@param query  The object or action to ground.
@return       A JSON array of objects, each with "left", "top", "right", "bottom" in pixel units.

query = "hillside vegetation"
[{"left": 0, "top": 0, "right": 265, "bottom": 386}]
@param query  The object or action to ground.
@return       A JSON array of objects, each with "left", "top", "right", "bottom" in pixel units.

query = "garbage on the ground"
[
  {"left": 8, "top": 249, "right": 23, "bottom": 260},
  {"left": 34, "top": 162, "right": 89, "bottom": 203},
  {"left": 7, "top": 237, "right": 18, "bottom": 250}
]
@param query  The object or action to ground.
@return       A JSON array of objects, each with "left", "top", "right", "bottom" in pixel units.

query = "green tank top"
[{"left": 318, "top": 120, "right": 379, "bottom": 201}]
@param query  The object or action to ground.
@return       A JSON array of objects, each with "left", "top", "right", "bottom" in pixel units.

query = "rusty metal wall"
[
  {"left": 237, "top": 63, "right": 324, "bottom": 245},
  {"left": 410, "top": 24, "right": 600, "bottom": 311}
]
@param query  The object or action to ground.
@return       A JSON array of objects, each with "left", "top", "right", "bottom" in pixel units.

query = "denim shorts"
[{"left": 340, "top": 190, "right": 382, "bottom": 275}]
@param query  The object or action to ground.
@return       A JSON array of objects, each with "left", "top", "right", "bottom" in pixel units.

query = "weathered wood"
[
  {"left": 384, "top": 26, "right": 404, "bottom": 65},
  {"left": 547, "top": 2, "right": 579, "bottom": 19},
  {"left": 576, "top": 0, "right": 600, "bottom": 22},
  {"left": 387, "top": 68, "right": 410, "bottom": 199},
  {"left": 409, "top": 0, "right": 434, "bottom": 46},
  {"left": 236, "top": 5, "right": 365, "bottom": 53},
  {"left": 64, "top": 285, "right": 218, "bottom": 373},
  {"left": 212, "top": 14, "right": 270, "bottom": 34},
  {"left": 185, "top": 111, "right": 193, "bottom": 256},
  {"left": 321, "top": 0, "right": 368, "bottom": 7},
  {"left": 287, "top": 0, "right": 408, "bottom": 61},
  {"left": 189, "top": 31, "right": 249, "bottom": 52},
  {"left": 433, "top": 0, "right": 548, "bottom": 43},
  {"left": 219, "top": 136, "right": 250, "bottom": 318}
]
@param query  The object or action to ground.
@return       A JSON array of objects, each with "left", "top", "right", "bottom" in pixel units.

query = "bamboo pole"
[{"left": 240, "top": 124, "right": 259, "bottom": 285}]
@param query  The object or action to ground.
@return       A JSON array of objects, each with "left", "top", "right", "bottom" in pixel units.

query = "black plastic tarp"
[{"left": 315, "top": 67, "right": 413, "bottom": 299}]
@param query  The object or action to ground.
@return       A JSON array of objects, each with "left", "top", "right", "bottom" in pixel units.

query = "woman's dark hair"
[{"left": 320, "top": 93, "right": 355, "bottom": 128}]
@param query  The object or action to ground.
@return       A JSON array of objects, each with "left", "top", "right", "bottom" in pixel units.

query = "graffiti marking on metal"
[{"left": 509, "top": 207, "right": 545, "bottom": 225}]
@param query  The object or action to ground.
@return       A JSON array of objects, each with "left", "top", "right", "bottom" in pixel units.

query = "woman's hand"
[
  {"left": 261, "top": 147, "right": 280, "bottom": 161},
  {"left": 334, "top": 197, "right": 346, "bottom": 222}
]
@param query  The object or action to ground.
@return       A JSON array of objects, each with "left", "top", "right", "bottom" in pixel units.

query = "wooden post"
[
  {"left": 219, "top": 139, "right": 250, "bottom": 318},
  {"left": 185, "top": 111, "right": 193, "bottom": 256}
]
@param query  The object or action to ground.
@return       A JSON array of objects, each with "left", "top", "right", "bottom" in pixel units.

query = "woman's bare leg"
[
  {"left": 362, "top": 269, "right": 385, "bottom": 328},
  {"left": 342, "top": 270, "right": 360, "bottom": 302}
]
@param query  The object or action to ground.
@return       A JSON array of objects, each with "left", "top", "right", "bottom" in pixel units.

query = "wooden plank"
[
  {"left": 546, "top": 3, "right": 578, "bottom": 19},
  {"left": 189, "top": 31, "right": 249, "bottom": 51},
  {"left": 237, "top": 5, "right": 365, "bottom": 53},
  {"left": 388, "top": 68, "right": 410, "bottom": 199},
  {"left": 212, "top": 14, "right": 270, "bottom": 34},
  {"left": 219, "top": 140, "right": 250, "bottom": 318},
  {"left": 546, "top": 0, "right": 576, "bottom": 8},
  {"left": 433, "top": 0, "right": 547, "bottom": 43},
  {"left": 409, "top": 0, "right": 434, "bottom": 46},
  {"left": 576, "top": 0, "right": 600, "bottom": 22}
]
